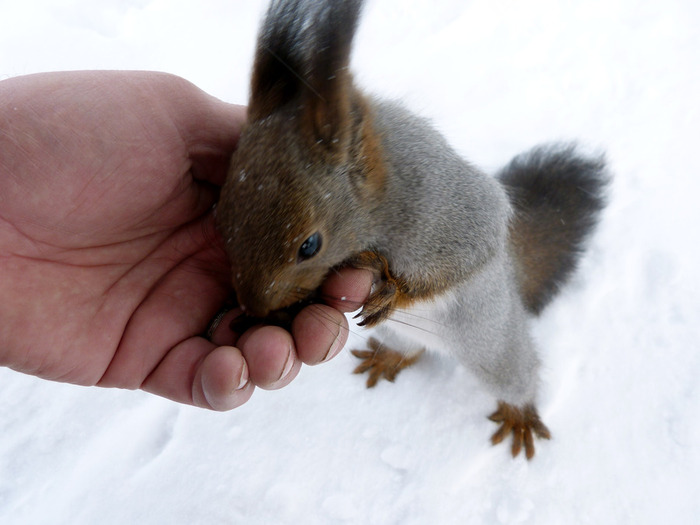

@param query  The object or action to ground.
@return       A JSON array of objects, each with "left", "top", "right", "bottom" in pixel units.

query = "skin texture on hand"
[{"left": 0, "top": 71, "right": 371, "bottom": 410}]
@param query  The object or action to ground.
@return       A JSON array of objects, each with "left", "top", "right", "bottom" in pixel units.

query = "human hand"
[{"left": 0, "top": 71, "right": 371, "bottom": 410}]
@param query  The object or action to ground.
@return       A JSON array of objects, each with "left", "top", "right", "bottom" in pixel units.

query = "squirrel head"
[{"left": 216, "top": 0, "right": 381, "bottom": 317}]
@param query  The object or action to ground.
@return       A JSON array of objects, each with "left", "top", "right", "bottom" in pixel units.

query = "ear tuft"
[{"left": 248, "top": 0, "right": 364, "bottom": 150}]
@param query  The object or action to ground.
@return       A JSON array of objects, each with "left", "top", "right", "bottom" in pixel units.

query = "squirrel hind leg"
[
  {"left": 351, "top": 337, "right": 425, "bottom": 388},
  {"left": 488, "top": 401, "right": 551, "bottom": 460}
]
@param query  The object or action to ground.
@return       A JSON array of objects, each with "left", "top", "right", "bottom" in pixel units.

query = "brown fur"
[
  {"left": 221, "top": 85, "right": 389, "bottom": 318},
  {"left": 507, "top": 208, "right": 568, "bottom": 314},
  {"left": 217, "top": 0, "right": 395, "bottom": 320},
  {"left": 489, "top": 401, "right": 551, "bottom": 460},
  {"left": 498, "top": 145, "right": 607, "bottom": 314},
  {"left": 351, "top": 337, "right": 425, "bottom": 387},
  {"left": 349, "top": 95, "right": 387, "bottom": 199}
]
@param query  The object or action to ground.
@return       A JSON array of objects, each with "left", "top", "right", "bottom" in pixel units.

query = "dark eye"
[{"left": 298, "top": 232, "right": 322, "bottom": 261}]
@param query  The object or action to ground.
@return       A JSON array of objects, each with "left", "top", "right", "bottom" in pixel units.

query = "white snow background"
[{"left": 1, "top": 0, "right": 699, "bottom": 523}]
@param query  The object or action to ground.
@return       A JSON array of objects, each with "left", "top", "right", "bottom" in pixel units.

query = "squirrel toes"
[{"left": 216, "top": 0, "right": 608, "bottom": 459}]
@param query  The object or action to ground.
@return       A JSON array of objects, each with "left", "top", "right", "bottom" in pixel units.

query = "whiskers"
[
  {"left": 313, "top": 288, "right": 445, "bottom": 339},
  {"left": 227, "top": 270, "right": 445, "bottom": 350},
  {"left": 382, "top": 315, "right": 442, "bottom": 334}
]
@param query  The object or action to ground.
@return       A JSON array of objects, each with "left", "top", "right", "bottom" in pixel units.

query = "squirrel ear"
[{"left": 249, "top": 0, "right": 363, "bottom": 150}]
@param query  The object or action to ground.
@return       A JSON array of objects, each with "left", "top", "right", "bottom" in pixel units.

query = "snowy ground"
[{"left": 2, "top": 0, "right": 699, "bottom": 523}]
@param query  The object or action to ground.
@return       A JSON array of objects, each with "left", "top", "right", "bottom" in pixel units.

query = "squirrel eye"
[{"left": 298, "top": 232, "right": 322, "bottom": 261}]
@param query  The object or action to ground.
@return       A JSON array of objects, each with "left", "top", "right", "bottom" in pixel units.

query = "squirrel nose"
[
  {"left": 235, "top": 290, "right": 271, "bottom": 319},
  {"left": 234, "top": 271, "right": 310, "bottom": 318},
  {"left": 232, "top": 272, "right": 274, "bottom": 318}
]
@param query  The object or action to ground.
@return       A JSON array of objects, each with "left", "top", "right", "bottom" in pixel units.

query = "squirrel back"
[{"left": 497, "top": 146, "right": 608, "bottom": 314}]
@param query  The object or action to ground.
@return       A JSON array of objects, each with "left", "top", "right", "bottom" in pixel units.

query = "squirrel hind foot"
[
  {"left": 351, "top": 337, "right": 424, "bottom": 388},
  {"left": 488, "top": 401, "right": 551, "bottom": 460}
]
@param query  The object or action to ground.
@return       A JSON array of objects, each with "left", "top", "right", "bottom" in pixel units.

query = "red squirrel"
[{"left": 216, "top": 0, "right": 607, "bottom": 459}]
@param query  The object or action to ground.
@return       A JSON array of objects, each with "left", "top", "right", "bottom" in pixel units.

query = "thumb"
[{"left": 165, "top": 77, "right": 247, "bottom": 186}]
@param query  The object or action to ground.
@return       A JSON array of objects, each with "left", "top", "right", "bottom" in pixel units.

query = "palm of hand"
[{"left": 0, "top": 72, "right": 239, "bottom": 396}]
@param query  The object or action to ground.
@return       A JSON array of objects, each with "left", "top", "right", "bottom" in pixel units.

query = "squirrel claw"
[
  {"left": 355, "top": 279, "right": 397, "bottom": 327},
  {"left": 351, "top": 338, "right": 424, "bottom": 388},
  {"left": 488, "top": 402, "right": 551, "bottom": 460},
  {"left": 347, "top": 251, "right": 400, "bottom": 327}
]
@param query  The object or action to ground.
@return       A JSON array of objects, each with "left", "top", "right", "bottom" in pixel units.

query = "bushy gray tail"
[{"left": 498, "top": 144, "right": 608, "bottom": 314}]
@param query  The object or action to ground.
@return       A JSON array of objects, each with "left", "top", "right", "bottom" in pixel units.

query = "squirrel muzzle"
[
  {"left": 233, "top": 265, "right": 326, "bottom": 318},
  {"left": 235, "top": 281, "right": 286, "bottom": 319}
]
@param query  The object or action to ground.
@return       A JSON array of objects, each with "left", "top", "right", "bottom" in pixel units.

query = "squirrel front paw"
[
  {"left": 351, "top": 337, "right": 424, "bottom": 388},
  {"left": 357, "top": 278, "right": 399, "bottom": 327},
  {"left": 489, "top": 402, "right": 551, "bottom": 460},
  {"left": 345, "top": 251, "right": 403, "bottom": 327}
]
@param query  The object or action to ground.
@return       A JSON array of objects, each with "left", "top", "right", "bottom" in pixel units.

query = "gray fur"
[
  {"left": 367, "top": 100, "right": 540, "bottom": 405},
  {"left": 368, "top": 100, "right": 510, "bottom": 284}
]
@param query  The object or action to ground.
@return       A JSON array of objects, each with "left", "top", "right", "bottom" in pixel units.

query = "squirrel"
[{"left": 216, "top": 0, "right": 608, "bottom": 459}]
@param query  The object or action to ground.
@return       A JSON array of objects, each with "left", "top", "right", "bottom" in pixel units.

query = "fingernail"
[
  {"left": 279, "top": 346, "right": 296, "bottom": 381},
  {"left": 236, "top": 361, "right": 249, "bottom": 390},
  {"left": 322, "top": 328, "right": 344, "bottom": 363}
]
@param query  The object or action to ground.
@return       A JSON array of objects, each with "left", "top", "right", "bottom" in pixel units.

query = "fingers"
[
  {"left": 141, "top": 266, "right": 372, "bottom": 409},
  {"left": 287, "top": 267, "right": 371, "bottom": 365},
  {"left": 233, "top": 267, "right": 371, "bottom": 377},
  {"left": 195, "top": 283, "right": 362, "bottom": 399},
  {"left": 210, "top": 266, "right": 370, "bottom": 371},
  {"left": 186, "top": 102, "right": 245, "bottom": 188},
  {"left": 181, "top": 93, "right": 246, "bottom": 157},
  {"left": 207, "top": 307, "right": 245, "bottom": 347},
  {"left": 168, "top": 78, "right": 248, "bottom": 187},
  {"left": 140, "top": 338, "right": 254, "bottom": 411},
  {"left": 193, "top": 346, "right": 254, "bottom": 411},
  {"left": 211, "top": 301, "right": 349, "bottom": 392},
  {"left": 139, "top": 326, "right": 304, "bottom": 411},
  {"left": 292, "top": 304, "right": 347, "bottom": 365},
  {"left": 320, "top": 267, "right": 373, "bottom": 312},
  {"left": 237, "top": 326, "right": 302, "bottom": 390}
]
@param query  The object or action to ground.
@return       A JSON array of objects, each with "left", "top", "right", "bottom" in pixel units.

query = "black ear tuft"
[
  {"left": 248, "top": 0, "right": 364, "bottom": 147},
  {"left": 249, "top": 1, "right": 306, "bottom": 121}
]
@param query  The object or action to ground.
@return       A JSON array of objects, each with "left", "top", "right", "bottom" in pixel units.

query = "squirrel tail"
[{"left": 497, "top": 144, "right": 609, "bottom": 314}]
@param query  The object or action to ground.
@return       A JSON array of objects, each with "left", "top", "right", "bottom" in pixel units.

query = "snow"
[{"left": 2, "top": 0, "right": 699, "bottom": 523}]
